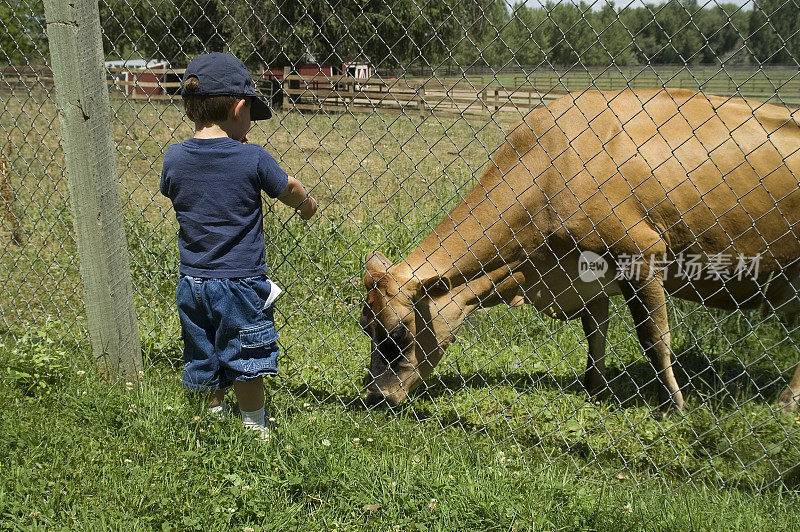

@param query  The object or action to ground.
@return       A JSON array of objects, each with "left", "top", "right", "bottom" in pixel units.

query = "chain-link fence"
[{"left": 2, "top": 0, "right": 800, "bottom": 490}]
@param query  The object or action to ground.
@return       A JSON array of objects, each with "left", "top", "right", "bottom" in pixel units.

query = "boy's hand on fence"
[
  {"left": 279, "top": 176, "right": 318, "bottom": 220},
  {"left": 297, "top": 195, "right": 318, "bottom": 220},
  {"left": 241, "top": 135, "right": 248, "bottom": 143}
]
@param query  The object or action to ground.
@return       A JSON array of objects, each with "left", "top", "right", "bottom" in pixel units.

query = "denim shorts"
[{"left": 177, "top": 275, "right": 279, "bottom": 391}]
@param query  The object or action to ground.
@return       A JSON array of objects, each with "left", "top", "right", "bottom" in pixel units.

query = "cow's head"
[
  {"left": 361, "top": 251, "right": 419, "bottom": 406},
  {"left": 361, "top": 251, "right": 458, "bottom": 407}
]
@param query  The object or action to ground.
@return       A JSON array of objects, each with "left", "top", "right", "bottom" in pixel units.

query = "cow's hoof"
[
  {"left": 364, "top": 392, "right": 387, "bottom": 408},
  {"left": 653, "top": 396, "right": 686, "bottom": 421},
  {"left": 652, "top": 407, "right": 686, "bottom": 422},
  {"left": 778, "top": 388, "right": 799, "bottom": 414},
  {"left": 583, "top": 376, "right": 608, "bottom": 398}
]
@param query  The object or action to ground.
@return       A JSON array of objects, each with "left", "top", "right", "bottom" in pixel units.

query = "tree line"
[{"left": 3, "top": 1, "right": 800, "bottom": 69}]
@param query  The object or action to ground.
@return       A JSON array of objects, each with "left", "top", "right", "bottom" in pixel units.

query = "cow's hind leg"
[
  {"left": 581, "top": 296, "right": 609, "bottom": 397},
  {"left": 766, "top": 268, "right": 800, "bottom": 414},
  {"left": 618, "top": 267, "right": 685, "bottom": 414},
  {"left": 779, "top": 364, "right": 800, "bottom": 413},
  {"left": 778, "top": 313, "right": 800, "bottom": 413},
  {"left": 766, "top": 267, "right": 800, "bottom": 413}
]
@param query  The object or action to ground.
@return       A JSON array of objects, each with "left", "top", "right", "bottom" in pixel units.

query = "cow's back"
[{"left": 500, "top": 89, "right": 800, "bottom": 309}]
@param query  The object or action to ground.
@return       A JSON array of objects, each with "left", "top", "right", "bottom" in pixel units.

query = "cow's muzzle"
[
  {"left": 363, "top": 372, "right": 409, "bottom": 408},
  {"left": 364, "top": 389, "right": 404, "bottom": 408}
]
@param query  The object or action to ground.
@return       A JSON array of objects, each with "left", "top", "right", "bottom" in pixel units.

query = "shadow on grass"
[
  {"left": 387, "top": 348, "right": 792, "bottom": 412},
  {"left": 283, "top": 383, "right": 497, "bottom": 434},
  {"left": 284, "top": 383, "right": 364, "bottom": 410},
  {"left": 281, "top": 345, "right": 794, "bottom": 419}
]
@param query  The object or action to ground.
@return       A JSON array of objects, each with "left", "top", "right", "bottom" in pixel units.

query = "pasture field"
[
  {"left": 424, "top": 65, "right": 800, "bottom": 107},
  {"left": 430, "top": 65, "right": 800, "bottom": 93},
  {"left": 1, "top": 93, "right": 800, "bottom": 528}
]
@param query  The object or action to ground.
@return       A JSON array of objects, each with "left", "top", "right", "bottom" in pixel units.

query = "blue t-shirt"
[{"left": 160, "top": 137, "right": 289, "bottom": 278}]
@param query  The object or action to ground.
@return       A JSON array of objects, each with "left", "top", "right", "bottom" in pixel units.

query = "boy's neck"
[{"left": 193, "top": 123, "right": 237, "bottom": 140}]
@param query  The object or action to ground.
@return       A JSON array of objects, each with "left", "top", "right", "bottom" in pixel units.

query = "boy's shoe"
[
  {"left": 243, "top": 416, "right": 277, "bottom": 441},
  {"left": 209, "top": 403, "right": 230, "bottom": 418},
  {"left": 247, "top": 423, "right": 271, "bottom": 441}
]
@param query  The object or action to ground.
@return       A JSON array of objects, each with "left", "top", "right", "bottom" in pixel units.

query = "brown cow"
[{"left": 361, "top": 88, "right": 800, "bottom": 414}]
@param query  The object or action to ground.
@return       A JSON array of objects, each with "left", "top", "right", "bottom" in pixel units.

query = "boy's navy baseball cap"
[{"left": 181, "top": 52, "right": 272, "bottom": 120}]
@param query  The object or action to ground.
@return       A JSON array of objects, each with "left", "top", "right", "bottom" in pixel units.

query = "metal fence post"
[{"left": 42, "top": 0, "right": 142, "bottom": 379}]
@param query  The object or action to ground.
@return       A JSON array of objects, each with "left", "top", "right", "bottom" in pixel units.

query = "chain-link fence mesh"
[{"left": 2, "top": 0, "right": 800, "bottom": 490}]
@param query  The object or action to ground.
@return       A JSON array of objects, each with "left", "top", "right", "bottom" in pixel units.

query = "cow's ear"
[
  {"left": 420, "top": 275, "right": 453, "bottom": 295},
  {"left": 408, "top": 268, "right": 453, "bottom": 299},
  {"left": 365, "top": 251, "right": 391, "bottom": 273},
  {"left": 364, "top": 251, "right": 392, "bottom": 288}
]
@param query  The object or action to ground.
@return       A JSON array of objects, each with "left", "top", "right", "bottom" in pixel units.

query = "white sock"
[{"left": 241, "top": 406, "right": 266, "bottom": 428}]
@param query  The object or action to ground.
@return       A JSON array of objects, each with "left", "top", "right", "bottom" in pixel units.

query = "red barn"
[
  {"left": 106, "top": 59, "right": 170, "bottom": 96},
  {"left": 263, "top": 62, "right": 371, "bottom": 89}
]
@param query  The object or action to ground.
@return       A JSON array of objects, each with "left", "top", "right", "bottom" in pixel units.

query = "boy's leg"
[
  {"left": 207, "top": 388, "right": 231, "bottom": 417},
  {"left": 208, "top": 388, "right": 227, "bottom": 408},
  {"left": 178, "top": 276, "right": 224, "bottom": 394},
  {"left": 234, "top": 377, "right": 268, "bottom": 434},
  {"left": 215, "top": 277, "right": 279, "bottom": 436},
  {"left": 233, "top": 377, "right": 265, "bottom": 412}
]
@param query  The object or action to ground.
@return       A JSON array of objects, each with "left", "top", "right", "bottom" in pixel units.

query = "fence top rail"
[
  {"left": 283, "top": 73, "right": 399, "bottom": 84},
  {"left": 107, "top": 79, "right": 182, "bottom": 88},
  {"left": 106, "top": 66, "right": 186, "bottom": 75},
  {"left": 1, "top": 65, "right": 53, "bottom": 75}
]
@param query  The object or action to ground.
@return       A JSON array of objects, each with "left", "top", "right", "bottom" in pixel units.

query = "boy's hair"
[{"left": 182, "top": 76, "right": 239, "bottom": 124}]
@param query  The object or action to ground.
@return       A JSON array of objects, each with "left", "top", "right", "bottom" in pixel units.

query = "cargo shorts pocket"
[{"left": 239, "top": 322, "right": 278, "bottom": 349}]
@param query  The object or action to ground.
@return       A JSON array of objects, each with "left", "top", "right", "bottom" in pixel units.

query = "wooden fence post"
[
  {"left": 43, "top": 0, "right": 142, "bottom": 379},
  {"left": 283, "top": 66, "right": 291, "bottom": 110},
  {"left": 1, "top": 146, "right": 24, "bottom": 246}
]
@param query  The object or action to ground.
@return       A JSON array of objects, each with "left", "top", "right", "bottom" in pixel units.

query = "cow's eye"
[{"left": 389, "top": 325, "right": 406, "bottom": 343}]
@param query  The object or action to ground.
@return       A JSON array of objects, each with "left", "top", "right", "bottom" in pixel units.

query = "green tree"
[
  {"left": 749, "top": 0, "right": 800, "bottom": 64},
  {"left": 0, "top": 0, "right": 47, "bottom": 65},
  {"left": 100, "top": 0, "right": 227, "bottom": 63},
  {"left": 368, "top": 0, "right": 462, "bottom": 69},
  {"left": 83, "top": 0, "right": 784, "bottom": 70},
  {"left": 541, "top": 1, "right": 601, "bottom": 66},
  {"left": 451, "top": 0, "right": 511, "bottom": 67},
  {"left": 501, "top": 2, "right": 634, "bottom": 67},
  {"left": 624, "top": 0, "right": 704, "bottom": 64},
  {"left": 501, "top": 3, "right": 548, "bottom": 67},
  {"left": 223, "top": 0, "right": 460, "bottom": 70},
  {"left": 695, "top": 3, "right": 751, "bottom": 64},
  {"left": 592, "top": 3, "right": 635, "bottom": 66}
]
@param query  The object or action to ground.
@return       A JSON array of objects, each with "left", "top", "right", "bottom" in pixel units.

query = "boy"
[{"left": 160, "top": 53, "right": 317, "bottom": 437}]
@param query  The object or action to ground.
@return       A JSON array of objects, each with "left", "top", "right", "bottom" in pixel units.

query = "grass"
[
  {"left": 1, "top": 346, "right": 799, "bottom": 530},
  {"left": 422, "top": 65, "right": 800, "bottom": 105},
  {"left": 1, "top": 91, "right": 800, "bottom": 527}
]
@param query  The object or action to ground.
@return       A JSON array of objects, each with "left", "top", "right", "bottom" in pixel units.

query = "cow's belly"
[
  {"left": 511, "top": 248, "right": 800, "bottom": 318},
  {"left": 664, "top": 262, "right": 800, "bottom": 313},
  {"left": 521, "top": 251, "right": 621, "bottom": 320}
]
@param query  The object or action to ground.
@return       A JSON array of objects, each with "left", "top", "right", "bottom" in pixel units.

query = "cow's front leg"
[
  {"left": 778, "top": 359, "right": 800, "bottom": 413},
  {"left": 618, "top": 266, "right": 685, "bottom": 414},
  {"left": 580, "top": 296, "right": 609, "bottom": 397}
]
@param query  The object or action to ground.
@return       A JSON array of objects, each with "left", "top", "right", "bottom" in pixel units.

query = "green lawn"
[
  {"left": 419, "top": 65, "right": 800, "bottom": 105},
  {"left": 2, "top": 342, "right": 799, "bottom": 529},
  {"left": 1, "top": 94, "right": 799, "bottom": 528}
]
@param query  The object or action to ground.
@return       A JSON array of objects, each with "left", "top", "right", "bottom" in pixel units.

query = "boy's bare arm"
[{"left": 278, "top": 176, "right": 318, "bottom": 220}]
